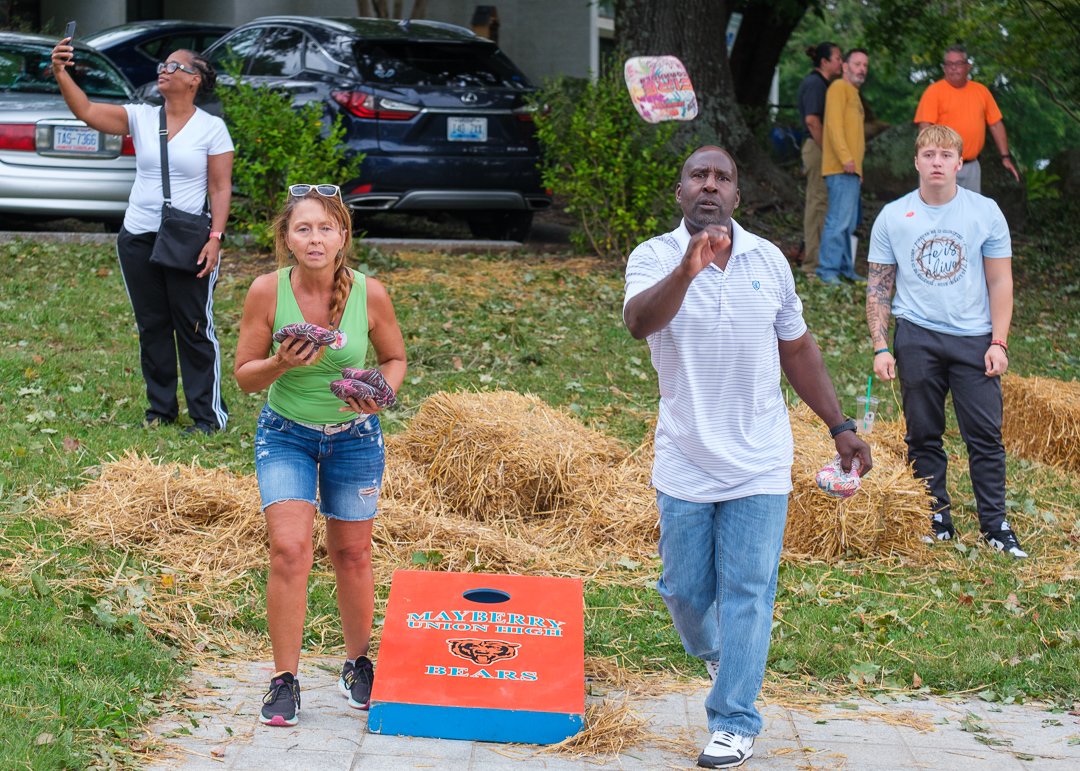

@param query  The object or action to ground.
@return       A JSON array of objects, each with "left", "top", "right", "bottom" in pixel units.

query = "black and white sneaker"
[
  {"left": 698, "top": 730, "right": 754, "bottom": 768},
  {"left": 983, "top": 525, "right": 1028, "bottom": 559},
  {"left": 260, "top": 672, "right": 300, "bottom": 727},
  {"left": 921, "top": 513, "right": 954, "bottom": 543},
  {"left": 339, "top": 655, "right": 375, "bottom": 710},
  {"left": 705, "top": 660, "right": 719, "bottom": 682}
]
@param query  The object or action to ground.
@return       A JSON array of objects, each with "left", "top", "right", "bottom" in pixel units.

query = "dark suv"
[{"left": 204, "top": 16, "right": 550, "bottom": 240}]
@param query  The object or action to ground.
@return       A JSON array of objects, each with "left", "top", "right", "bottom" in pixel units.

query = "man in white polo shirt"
[{"left": 624, "top": 146, "right": 872, "bottom": 769}]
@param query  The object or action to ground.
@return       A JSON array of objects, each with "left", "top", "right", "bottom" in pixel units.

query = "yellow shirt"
[{"left": 821, "top": 79, "right": 865, "bottom": 176}]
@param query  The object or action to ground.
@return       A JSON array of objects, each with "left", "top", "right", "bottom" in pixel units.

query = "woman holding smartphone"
[
  {"left": 235, "top": 185, "right": 406, "bottom": 725},
  {"left": 51, "top": 34, "right": 233, "bottom": 434}
]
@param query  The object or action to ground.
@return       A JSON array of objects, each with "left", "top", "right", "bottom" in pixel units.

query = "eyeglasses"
[
  {"left": 942, "top": 60, "right": 969, "bottom": 68},
  {"left": 288, "top": 184, "right": 341, "bottom": 198},
  {"left": 157, "top": 61, "right": 198, "bottom": 75}
]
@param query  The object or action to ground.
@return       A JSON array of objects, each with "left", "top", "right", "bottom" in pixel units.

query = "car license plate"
[
  {"left": 447, "top": 116, "right": 487, "bottom": 142},
  {"left": 53, "top": 126, "right": 100, "bottom": 153}
]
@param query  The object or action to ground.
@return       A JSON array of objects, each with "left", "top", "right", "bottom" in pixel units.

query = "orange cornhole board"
[{"left": 368, "top": 569, "right": 584, "bottom": 744}]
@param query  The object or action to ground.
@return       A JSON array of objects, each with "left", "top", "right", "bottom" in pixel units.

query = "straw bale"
[
  {"left": 44, "top": 452, "right": 284, "bottom": 575},
  {"left": 398, "top": 390, "right": 629, "bottom": 521},
  {"left": 1002, "top": 374, "right": 1080, "bottom": 472},
  {"left": 784, "top": 405, "right": 932, "bottom": 561}
]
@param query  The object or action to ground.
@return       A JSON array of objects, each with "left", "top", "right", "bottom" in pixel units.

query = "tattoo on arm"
[{"left": 865, "top": 263, "right": 897, "bottom": 345}]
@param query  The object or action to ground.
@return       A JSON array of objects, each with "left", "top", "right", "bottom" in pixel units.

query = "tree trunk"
[
  {"left": 729, "top": 1, "right": 809, "bottom": 108},
  {"left": 616, "top": 0, "right": 795, "bottom": 208}
]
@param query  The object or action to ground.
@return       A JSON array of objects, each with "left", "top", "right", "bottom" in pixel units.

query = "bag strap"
[{"left": 158, "top": 107, "right": 172, "bottom": 206}]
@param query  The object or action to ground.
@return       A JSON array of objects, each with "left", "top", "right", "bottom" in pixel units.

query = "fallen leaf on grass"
[
  {"left": 35, "top": 733, "right": 54, "bottom": 745},
  {"left": 62, "top": 436, "right": 80, "bottom": 452}
]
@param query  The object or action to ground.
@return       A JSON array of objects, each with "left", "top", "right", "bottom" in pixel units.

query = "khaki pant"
[{"left": 801, "top": 138, "right": 827, "bottom": 273}]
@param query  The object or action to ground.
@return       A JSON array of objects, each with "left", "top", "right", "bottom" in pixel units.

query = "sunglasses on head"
[
  {"left": 288, "top": 184, "right": 341, "bottom": 199},
  {"left": 157, "top": 61, "right": 198, "bottom": 75}
]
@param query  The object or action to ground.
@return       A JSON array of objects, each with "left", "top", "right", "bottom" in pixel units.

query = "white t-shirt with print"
[
  {"left": 624, "top": 219, "right": 809, "bottom": 503},
  {"left": 122, "top": 103, "right": 234, "bottom": 234},
  {"left": 867, "top": 186, "right": 1011, "bottom": 336}
]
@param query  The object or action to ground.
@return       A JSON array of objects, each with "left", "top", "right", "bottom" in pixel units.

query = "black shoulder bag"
[{"left": 148, "top": 107, "right": 212, "bottom": 273}]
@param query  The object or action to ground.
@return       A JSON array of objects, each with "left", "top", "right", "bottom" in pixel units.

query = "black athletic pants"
[
  {"left": 894, "top": 318, "right": 1006, "bottom": 534},
  {"left": 116, "top": 227, "right": 228, "bottom": 430}
]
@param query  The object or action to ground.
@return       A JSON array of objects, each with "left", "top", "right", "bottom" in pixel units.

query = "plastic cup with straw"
[{"left": 857, "top": 374, "right": 879, "bottom": 434}]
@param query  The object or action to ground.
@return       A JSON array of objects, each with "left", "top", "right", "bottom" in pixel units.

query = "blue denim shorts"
[{"left": 254, "top": 404, "right": 385, "bottom": 521}]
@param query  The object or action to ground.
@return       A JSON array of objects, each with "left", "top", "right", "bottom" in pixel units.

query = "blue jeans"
[
  {"left": 818, "top": 173, "right": 861, "bottom": 281},
  {"left": 254, "top": 404, "right": 385, "bottom": 521},
  {"left": 656, "top": 491, "right": 788, "bottom": 737}
]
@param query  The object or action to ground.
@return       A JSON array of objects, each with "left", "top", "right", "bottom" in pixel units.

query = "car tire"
[{"left": 467, "top": 211, "right": 533, "bottom": 242}]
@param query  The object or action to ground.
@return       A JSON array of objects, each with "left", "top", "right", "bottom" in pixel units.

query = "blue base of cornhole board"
[
  {"left": 367, "top": 703, "right": 583, "bottom": 744},
  {"left": 368, "top": 569, "right": 585, "bottom": 744}
]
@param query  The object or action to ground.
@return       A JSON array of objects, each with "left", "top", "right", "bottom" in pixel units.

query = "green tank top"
[{"left": 267, "top": 267, "right": 369, "bottom": 424}]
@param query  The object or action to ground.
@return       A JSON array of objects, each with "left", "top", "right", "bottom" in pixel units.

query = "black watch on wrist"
[{"left": 829, "top": 418, "right": 857, "bottom": 438}]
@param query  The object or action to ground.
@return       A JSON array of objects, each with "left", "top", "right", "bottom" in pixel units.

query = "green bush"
[
  {"left": 219, "top": 81, "right": 364, "bottom": 248},
  {"left": 533, "top": 63, "right": 687, "bottom": 260}
]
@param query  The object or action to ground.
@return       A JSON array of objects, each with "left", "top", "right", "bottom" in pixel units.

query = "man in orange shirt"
[{"left": 914, "top": 45, "right": 1020, "bottom": 193}]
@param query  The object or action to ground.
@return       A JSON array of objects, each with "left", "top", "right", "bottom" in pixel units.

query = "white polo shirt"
[{"left": 624, "top": 219, "right": 808, "bottom": 502}]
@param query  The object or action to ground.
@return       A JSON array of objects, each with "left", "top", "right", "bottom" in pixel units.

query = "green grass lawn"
[{"left": 1, "top": 215, "right": 1077, "bottom": 766}]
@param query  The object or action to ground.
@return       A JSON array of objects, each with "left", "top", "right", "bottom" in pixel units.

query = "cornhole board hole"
[{"left": 368, "top": 569, "right": 584, "bottom": 744}]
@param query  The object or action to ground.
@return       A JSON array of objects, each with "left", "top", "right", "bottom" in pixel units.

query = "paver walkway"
[{"left": 147, "top": 657, "right": 1080, "bottom": 770}]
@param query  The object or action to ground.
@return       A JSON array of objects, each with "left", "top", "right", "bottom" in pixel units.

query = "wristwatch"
[
  {"left": 209, "top": 230, "right": 225, "bottom": 243},
  {"left": 829, "top": 418, "right": 857, "bottom": 438}
]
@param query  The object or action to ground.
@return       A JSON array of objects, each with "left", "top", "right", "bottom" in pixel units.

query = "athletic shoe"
[
  {"left": 983, "top": 526, "right": 1028, "bottom": 559},
  {"left": 921, "top": 513, "right": 954, "bottom": 543},
  {"left": 705, "top": 660, "right": 719, "bottom": 682},
  {"left": 260, "top": 672, "right": 300, "bottom": 727},
  {"left": 698, "top": 731, "right": 754, "bottom": 768},
  {"left": 339, "top": 656, "right": 375, "bottom": 710}
]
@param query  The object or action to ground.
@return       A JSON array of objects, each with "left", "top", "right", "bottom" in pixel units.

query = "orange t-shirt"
[{"left": 913, "top": 79, "right": 1004, "bottom": 161}]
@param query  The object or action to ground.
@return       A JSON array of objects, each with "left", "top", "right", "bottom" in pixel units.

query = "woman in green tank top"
[{"left": 234, "top": 185, "right": 406, "bottom": 726}]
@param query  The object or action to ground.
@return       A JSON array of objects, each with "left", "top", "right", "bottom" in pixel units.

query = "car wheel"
[{"left": 467, "top": 211, "right": 533, "bottom": 242}]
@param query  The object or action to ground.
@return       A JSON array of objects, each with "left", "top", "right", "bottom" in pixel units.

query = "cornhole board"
[{"left": 368, "top": 569, "right": 584, "bottom": 744}]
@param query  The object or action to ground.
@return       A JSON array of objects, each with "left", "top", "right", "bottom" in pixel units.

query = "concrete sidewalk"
[{"left": 146, "top": 657, "right": 1080, "bottom": 770}]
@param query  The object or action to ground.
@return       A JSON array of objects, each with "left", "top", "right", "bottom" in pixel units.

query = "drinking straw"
[{"left": 866, "top": 374, "right": 873, "bottom": 405}]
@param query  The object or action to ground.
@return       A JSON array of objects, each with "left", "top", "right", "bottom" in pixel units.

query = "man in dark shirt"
[{"left": 795, "top": 42, "right": 843, "bottom": 276}]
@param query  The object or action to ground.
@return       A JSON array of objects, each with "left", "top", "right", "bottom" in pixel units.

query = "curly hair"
[{"left": 272, "top": 191, "right": 355, "bottom": 328}]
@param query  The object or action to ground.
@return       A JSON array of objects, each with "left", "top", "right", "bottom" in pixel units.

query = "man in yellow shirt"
[
  {"left": 818, "top": 48, "right": 868, "bottom": 286},
  {"left": 914, "top": 45, "right": 1020, "bottom": 193}
]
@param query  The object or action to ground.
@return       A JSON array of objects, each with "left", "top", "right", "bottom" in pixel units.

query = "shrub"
[
  {"left": 533, "top": 62, "right": 687, "bottom": 260},
  {"left": 218, "top": 80, "right": 363, "bottom": 248}
]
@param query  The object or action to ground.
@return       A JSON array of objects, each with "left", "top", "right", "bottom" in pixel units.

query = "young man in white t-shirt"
[{"left": 866, "top": 125, "right": 1025, "bottom": 558}]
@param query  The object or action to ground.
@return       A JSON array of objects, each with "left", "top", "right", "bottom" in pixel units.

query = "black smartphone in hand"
[{"left": 63, "top": 21, "right": 76, "bottom": 41}]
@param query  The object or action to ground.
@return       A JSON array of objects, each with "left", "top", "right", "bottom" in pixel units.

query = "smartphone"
[{"left": 63, "top": 20, "right": 76, "bottom": 41}]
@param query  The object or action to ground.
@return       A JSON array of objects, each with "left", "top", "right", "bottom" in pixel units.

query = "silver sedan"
[{"left": 0, "top": 32, "right": 135, "bottom": 224}]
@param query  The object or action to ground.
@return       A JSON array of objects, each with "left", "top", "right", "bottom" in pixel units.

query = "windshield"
[
  {"left": 0, "top": 44, "right": 131, "bottom": 99},
  {"left": 353, "top": 42, "right": 531, "bottom": 90}
]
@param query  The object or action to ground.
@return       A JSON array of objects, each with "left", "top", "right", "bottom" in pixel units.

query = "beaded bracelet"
[{"left": 990, "top": 339, "right": 1008, "bottom": 352}]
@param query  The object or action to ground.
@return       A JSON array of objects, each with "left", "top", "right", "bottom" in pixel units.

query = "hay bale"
[
  {"left": 1002, "top": 375, "right": 1080, "bottom": 472},
  {"left": 398, "top": 390, "right": 627, "bottom": 521},
  {"left": 784, "top": 405, "right": 931, "bottom": 560},
  {"left": 45, "top": 452, "right": 276, "bottom": 575}
]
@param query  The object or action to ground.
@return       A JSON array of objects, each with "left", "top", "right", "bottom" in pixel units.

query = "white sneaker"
[
  {"left": 698, "top": 730, "right": 754, "bottom": 768},
  {"left": 705, "top": 660, "right": 719, "bottom": 682}
]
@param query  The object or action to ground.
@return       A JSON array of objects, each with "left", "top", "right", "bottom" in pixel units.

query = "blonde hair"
[
  {"left": 272, "top": 191, "right": 355, "bottom": 328},
  {"left": 915, "top": 124, "right": 963, "bottom": 157}
]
